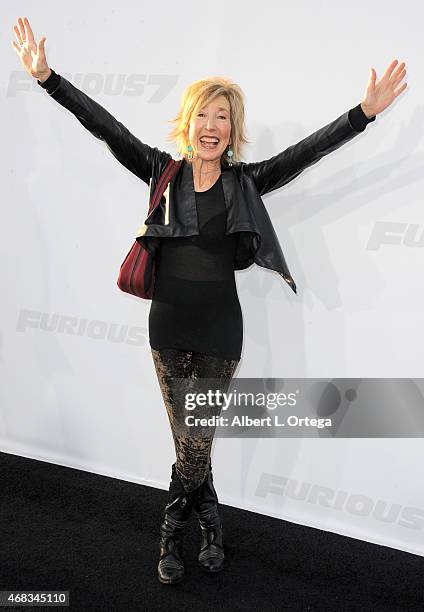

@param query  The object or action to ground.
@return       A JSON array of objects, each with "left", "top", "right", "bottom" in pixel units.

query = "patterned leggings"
[{"left": 151, "top": 348, "right": 239, "bottom": 494}]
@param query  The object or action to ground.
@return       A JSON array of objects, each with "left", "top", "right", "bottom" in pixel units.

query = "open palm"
[
  {"left": 11, "top": 16, "right": 50, "bottom": 80},
  {"left": 362, "top": 59, "right": 407, "bottom": 117}
]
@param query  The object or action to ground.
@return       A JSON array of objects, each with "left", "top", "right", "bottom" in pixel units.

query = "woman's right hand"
[{"left": 11, "top": 16, "right": 51, "bottom": 82}]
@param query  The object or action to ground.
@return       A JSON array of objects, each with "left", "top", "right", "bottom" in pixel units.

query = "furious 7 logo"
[{"left": 367, "top": 222, "right": 424, "bottom": 250}]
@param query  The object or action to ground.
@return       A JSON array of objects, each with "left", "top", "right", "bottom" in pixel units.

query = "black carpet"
[{"left": 0, "top": 451, "right": 423, "bottom": 611}]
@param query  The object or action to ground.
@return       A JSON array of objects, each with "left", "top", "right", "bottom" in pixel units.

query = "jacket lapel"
[{"left": 135, "top": 157, "right": 261, "bottom": 238}]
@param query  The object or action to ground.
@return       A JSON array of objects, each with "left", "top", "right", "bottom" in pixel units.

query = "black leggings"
[{"left": 151, "top": 348, "right": 239, "bottom": 493}]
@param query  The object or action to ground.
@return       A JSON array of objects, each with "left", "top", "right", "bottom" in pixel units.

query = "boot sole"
[
  {"left": 198, "top": 561, "right": 224, "bottom": 573},
  {"left": 158, "top": 573, "right": 184, "bottom": 584}
]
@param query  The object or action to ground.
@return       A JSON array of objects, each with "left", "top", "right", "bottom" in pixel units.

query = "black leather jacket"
[{"left": 39, "top": 69, "right": 376, "bottom": 294}]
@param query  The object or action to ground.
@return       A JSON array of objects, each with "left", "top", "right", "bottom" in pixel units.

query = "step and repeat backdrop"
[{"left": 3, "top": 0, "right": 423, "bottom": 557}]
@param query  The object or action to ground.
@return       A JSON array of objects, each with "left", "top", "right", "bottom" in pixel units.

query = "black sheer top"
[{"left": 149, "top": 175, "right": 243, "bottom": 360}]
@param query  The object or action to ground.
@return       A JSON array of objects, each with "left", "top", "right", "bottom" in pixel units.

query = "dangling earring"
[
  {"left": 187, "top": 144, "right": 194, "bottom": 162},
  {"left": 226, "top": 144, "right": 233, "bottom": 167}
]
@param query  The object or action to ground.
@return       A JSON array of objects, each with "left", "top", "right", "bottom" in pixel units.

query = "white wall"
[{"left": 3, "top": 0, "right": 424, "bottom": 557}]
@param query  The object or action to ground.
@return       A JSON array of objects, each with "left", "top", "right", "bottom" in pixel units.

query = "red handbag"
[{"left": 117, "top": 158, "right": 181, "bottom": 299}]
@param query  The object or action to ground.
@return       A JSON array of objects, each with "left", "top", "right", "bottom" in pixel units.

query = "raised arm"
[
  {"left": 37, "top": 69, "right": 170, "bottom": 186},
  {"left": 242, "top": 105, "right": 375, "bottom": 196},
  {"left": 243, "top": 59, "right": 407, "bottom": 197},
  {"left": 12, "top": 16, "right": 170, "bottom": 186}
]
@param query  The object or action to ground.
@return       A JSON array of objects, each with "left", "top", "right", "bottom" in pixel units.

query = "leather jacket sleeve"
[
  {"left": 242, "top": 104, "right": 376, "bottom": 196},
  {"left": 37, "top": 69, "right": 170, "bottom": 186}
]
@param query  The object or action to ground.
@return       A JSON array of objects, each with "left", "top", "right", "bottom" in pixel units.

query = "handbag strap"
[{"left": 147, "top": 158, "right": 182, "bottom": 215}]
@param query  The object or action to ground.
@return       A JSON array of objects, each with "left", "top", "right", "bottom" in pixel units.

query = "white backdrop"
[{"left": 3, "top": 0, "right": 424, "bottom": 557}]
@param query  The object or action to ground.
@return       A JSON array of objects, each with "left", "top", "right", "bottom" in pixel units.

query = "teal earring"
[
  {"left": 226, "top": 144, "right": 233, "bottom": 167},
  {"left": 187, "top": 144, "right": 194, "bottom": 162}
]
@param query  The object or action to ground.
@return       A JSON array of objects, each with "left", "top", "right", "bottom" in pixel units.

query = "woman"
[{"left": 12, "top": 16, "right": 407, "bottom": 586}]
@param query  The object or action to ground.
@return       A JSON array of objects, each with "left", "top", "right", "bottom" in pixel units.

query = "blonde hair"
[{"left": 166, "top": 76, "right": 251, "bottom": 164}]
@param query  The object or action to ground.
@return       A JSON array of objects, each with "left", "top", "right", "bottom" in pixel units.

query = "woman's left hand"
[{"left": 361, "top": 59, "right": 408, "bottom": 118}]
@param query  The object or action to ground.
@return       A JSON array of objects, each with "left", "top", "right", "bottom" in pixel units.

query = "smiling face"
[{"left": 188, "top": 94, "right": 232, "bottom": 163}]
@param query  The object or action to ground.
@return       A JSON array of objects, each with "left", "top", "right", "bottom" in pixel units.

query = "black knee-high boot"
[
  {"left": 191, "top": 461, "right": 225, "bottom": 572},
  {"left": 157, "top": 463, "right": 194, "bottom": 584}
]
